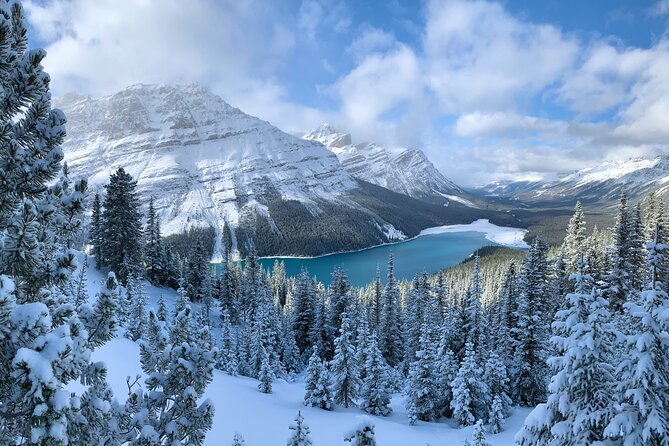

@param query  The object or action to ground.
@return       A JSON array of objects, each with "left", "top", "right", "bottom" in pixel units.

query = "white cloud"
[
  {"left": 423, "top": 0, "right": 579, "bottom": 112},
  {"left": 651, "top": 0, "right": 669, "bottom": 16}
]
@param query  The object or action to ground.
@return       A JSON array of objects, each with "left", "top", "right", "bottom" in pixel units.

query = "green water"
[{"left": 212, "top": 231, "right": 503, "bottom": 287}]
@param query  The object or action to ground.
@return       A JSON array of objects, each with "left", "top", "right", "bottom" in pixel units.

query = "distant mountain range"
[
  {"left": 57, "top": 84, "right": 500, "bottom": 258},
  {"left": 477, "top": 157, "right": 669, "bottom": 208}
]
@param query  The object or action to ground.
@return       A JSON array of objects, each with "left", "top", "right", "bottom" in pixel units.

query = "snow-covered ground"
[
  {"left": 95, "top": 337, "right": 530, "bottom": 446},
  {"left": 419, "top": 219, "right": 529, "bottom": 249}
]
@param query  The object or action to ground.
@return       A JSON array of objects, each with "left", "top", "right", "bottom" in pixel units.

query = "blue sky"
[{"left": 24, "top": 0, "right": 669, "bottom": 185}]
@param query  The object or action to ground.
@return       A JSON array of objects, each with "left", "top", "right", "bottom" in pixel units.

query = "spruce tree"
[
  {"left": 257, "top": 344, "right": 274, "bottom": 394},
  {"left": 517, "top": 271, "right": 619, "bottom": 445},
  {"left": 605, "top": 237, "right": 669, "bottom": 444},
  {"left": 468, "top": 419, "right": 492, "bottom": 446},
  {"left": 331, "top": 312, "right": 360, "bottom": 408},
  {"left": 144, "top": 196, "right": 164, "bottom": 285},
  {"left": 304, "top": 349, "right": 334, "bottom": 410},
  {"left": 100, "top": 167, "right": 143, "bottom": 282},
  {"left": 292, "top": 268, "right": 316, "bottom": 355},
  {"left": 89, "top": 192, "right": 103, "bottom": 268},
  {"left": 287, "top": 411, "right": 313, "bottom": 446},
  {"left": 405, "top": 322, "right": 439, "bottom": 423},
  {"left": 451, "top": 341, "right": 490, "bottom": 427},
  {"left": 125, "top": 273, "right": 147, "bottom": 341},
  {"left": 561, "top": 201, "right": 587, "bottom": 273},
  {"left": 360, "top": 334, "right": 392, "bottom": 416},
  {"left": 218, "top": 308, "right": 239, "bottom": 375},
  {"left": 378, "top": 254, "right": 403, "bottom": 366},
  {"left": 231, "top": 432, "right": 246, "bottom": 446}
]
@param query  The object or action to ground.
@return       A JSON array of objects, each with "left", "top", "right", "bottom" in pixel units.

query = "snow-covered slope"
[
  {"left": 478, "top": 156, "right": 669, "bottom": 207},
  {"left": 58, "top": 85, "right": 481, "bottom": 258},
  {"left": 303, "top": 124, "right": 474, "bottom": 205}
]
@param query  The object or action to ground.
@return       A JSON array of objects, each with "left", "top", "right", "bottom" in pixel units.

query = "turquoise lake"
[{"left": 213, "top": 230, "right": 505, "bottom": 287}]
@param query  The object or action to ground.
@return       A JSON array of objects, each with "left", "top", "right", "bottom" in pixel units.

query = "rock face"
[
  {"left": 58, "top": 84, "right": 480, "bottom": 258},
  {"left": 303, "top": 124, "right": 472, "bottom": 205}
]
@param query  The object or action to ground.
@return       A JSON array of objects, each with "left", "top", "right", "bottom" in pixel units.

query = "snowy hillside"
[
  {"left": 303, "top": 124, "right": 476, "bottom": 206},
  {"left": 57, "top": 85, "right": 474, "bottom": 258},
  {"left": 77, "top": 255, "right": 530, "bottom": 446},
  {"left": 477, "top": 156, "right": 669, "bottom": 207}
]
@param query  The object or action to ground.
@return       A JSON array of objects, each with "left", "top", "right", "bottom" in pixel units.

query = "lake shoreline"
[{"left": 220, "top": 218, "right": 528, "bottom": 263}]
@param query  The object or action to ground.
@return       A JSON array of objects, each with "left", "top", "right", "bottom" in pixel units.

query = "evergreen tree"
[
  {"left": 451, "top": 342, "right": 490, "bottom": 427},
  {"left": 89, "top": 192, "right": 103, "bottom": 268},
  {"left": 81, "top": 272, "right": 121, "bottom": 348},
  {"left": 0, "top": 5, "right": 114, "bottom": 441},
  {"left": 488, "top": 394, "right": 506, "bottom": 434},
  {"left": 218, "top": 308, "right": 239, "bottom": 375},
  {"left": 378, "top": 254, "right": 403, "bottom": 366},
  {"left": 127, "top": 304, "right": 216, "bottom": 445},
  {"left": 605, "top": 237, "right": 669, "bottom": 445},
  {"left": 406, "top": 322, "right": 439, "bottom": 423},
  {"left": 257, "top": 343, "right": 274, "bottom": 393},
  {"left": 511, "top": 240, "right": 550, "bottom": 406},
  {"left": 344, "top": 417, "right": 377, "bottom": 446},
  {"left": 287, "top": 411, "right": 313, "bottom": 446},
  {"left": 100, "top": 167, "right": 143, "bottom": 282},
  {"left": 468, "top": 419, "right": 492, "bottom": 446},
  {"left": 331, "top": 312, "right": 360, "bottom": 408},
  {"left": 518, "top": 271, "right": 619, "bottom": 445},
  {"left": 144, "top": 197, "right": 164, "bottom": 285},
  {"left": 435, "top": 332, "right": 458, "bottom": 418},
  {"left": 304, "top": 349, "right": 334, "bottom": 410},
  {"left": 360, "top": 334, "right": 392, "bottom": 416},
  {"left": 157, "top": 293, "right": 169, "bottom": 323},
  {"left": 292, "top": 268, "right": 316, "bottom": 355},
  {"left": 561, "top": 201, "right": 587, "bottom": 273},
  {"left": 125, "top": 274, "right": 147, "bottom": 341},
  {"left": 484, "top": 352, "right": 512, "bottom": 419}
]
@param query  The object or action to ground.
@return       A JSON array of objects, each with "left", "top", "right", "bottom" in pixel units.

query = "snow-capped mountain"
[
  {"left": 303, "top": 124, "right": 477, "bottom": 206},
  {"left": 57, "top": 84, "right": 480, "bottom": 257},
  {"left": 478, "top": 156, "right": 669, "bottom": 207}
]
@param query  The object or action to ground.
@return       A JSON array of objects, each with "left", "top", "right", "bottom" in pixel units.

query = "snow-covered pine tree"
[
  {"left": 451, "top": 341, "right": 490, "bottom": 427},
  {"left": 309, "top": 290, "right": 330, "bottom": 359},
  {"left": 173, "top": 281, "right": 190, "bottom": 318},
  {"left": 517, "top": 270, "right": 618, "bottom": 445},
  {"left": 483, "top": 352, "right": 512, "bottom": 418},
  {"left": 0, "top": 4, "right": 117, "bottom": 441},
  {"left": 462, "top": 254, "right": 487, "bottom": 354},
  {"left": 360, "top": 333, "right": 392, "bottom": 416},
  {"left": 157, "top": 292, "right": 169, "bottom": 322},
  {"left": 435, "top": 330, "right": 458, "bottom": 418},
  {"left": 292, "top": 268, "right": 316, "bottom": 355},
  {"left": 257, "top": 343, "right": 275, "bottom": 393},
  {"left": 468, "top": 419, "right": 492, "bottom": 446},
  {"left": 379, "top": 254, "right": 403, "bottom": 366},
  {"left": 488, "top": 394, "right": 506, "bottom": 434},
  {"left": 561, "top": 201, "right": 587, "bottom": 273},
  {"left": 331, "top": 312, "right": 360, "bottom": 408},
  {"left": 89, "top": 191, "right": 103, "bottom": 268},
  {"left": 492, "top": 262, "right": 516, "bottom": 365},
  {"left": 125, "top": 273, "right": 147, "bottom": 341},
  {"left": 81, "top": 272, "right": 121, "bottom": 348},
  {"left": 604, "top": 235, "right": 669, "bottom": 445},
  {"left": 371, "top": 266, "right": 382, "bottom": 329},
  {"left": 405, "top": 321, "right": 439, "bottom": 423},
  {"left": 304, "top": 349, "right": 334, "bottom": 410},
  {"left": 328, "top": 266, "right": 353, "bottom": 337},
  {"left": 144, "top": 196, "right": 164, "bottom": 285},
  {"left": 71, "top": 254, "right": 89, "bottom": 308},
  {"left": 100, "top": 167, "right": 143, "bottom": 282},
  {"left": 510, "top": 240, "right": 550, "bottom": 406},
  {"left": 287, "top": 411, "right": 313, "bottom": 446},
  {"left": 127, "top": 303, "right": 216, "bottom": 445},
  {"left": 218, "top": 308, "right": 239, "bottom": 375},
  {"left": 355, "top": 313, "right": 371, "bottom": 383},
  {"left": 344, "top": 417, "right": 377, "bottom": 446}
]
